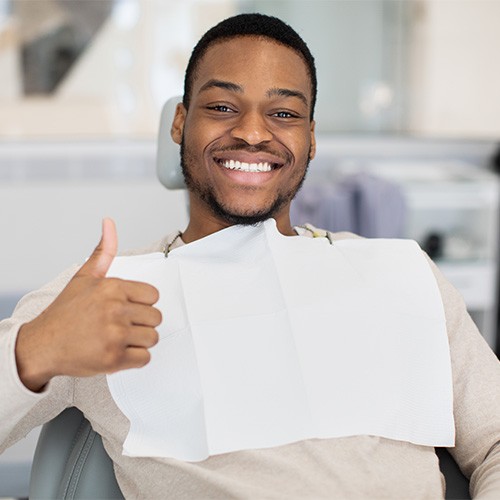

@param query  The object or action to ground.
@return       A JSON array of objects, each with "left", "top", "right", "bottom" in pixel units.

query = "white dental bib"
[{"left": 106, "top": 219, "right": 454, "bottom": 461}]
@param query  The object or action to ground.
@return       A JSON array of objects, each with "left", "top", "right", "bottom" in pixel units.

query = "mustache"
[{"left": 210, "top": 142, "right": 293, "bottom": 164}]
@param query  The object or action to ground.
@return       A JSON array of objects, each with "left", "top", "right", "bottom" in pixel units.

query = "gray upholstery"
[
  {"left": 29, "top": 407, "right": 123, "bottom": 499},
  {"left": 156, "top": 95, "right": 185, "bottom": 190}
]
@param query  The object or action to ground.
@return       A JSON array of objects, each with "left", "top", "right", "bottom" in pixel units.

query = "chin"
[{"left": 211, "top": 197, "right": 286, "bottom": 226}]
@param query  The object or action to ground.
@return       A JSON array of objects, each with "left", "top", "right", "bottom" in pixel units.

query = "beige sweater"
[{"left": 1, "top": 229, "right": 499, "bottom": 499}]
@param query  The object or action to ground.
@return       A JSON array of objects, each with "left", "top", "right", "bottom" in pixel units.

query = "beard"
[{"left": 180, "top": 138, "right": 310, "bottom": 226}]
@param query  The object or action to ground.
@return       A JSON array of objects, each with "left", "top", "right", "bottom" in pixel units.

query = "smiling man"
[
  {"left": 174, "top": 23, "right": 316, "bottom": 239},
  {"left": 1, "top": 13, "right": 500, "bottom": 500},
  {"left": 172, "top": 37, "right": 315, "bottom": 241}
]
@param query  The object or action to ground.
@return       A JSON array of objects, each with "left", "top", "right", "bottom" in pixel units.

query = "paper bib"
[{"left": 106, "top": 219, "right": 454, "bottom": 461}]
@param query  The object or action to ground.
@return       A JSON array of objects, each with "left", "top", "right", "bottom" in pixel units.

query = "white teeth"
[{"left": 222, "top": 160, "right": 272, "bottom": 172}]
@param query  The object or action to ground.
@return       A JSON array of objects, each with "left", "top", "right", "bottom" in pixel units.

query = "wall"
[
  {"left": 0, "top": 140, "right": 188, "bottom": 299},
  {"left": 408, "top": 0, "right": 500, "bottom": 137}
]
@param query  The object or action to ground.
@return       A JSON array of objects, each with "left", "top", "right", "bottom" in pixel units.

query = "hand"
[{"left": 15, "top": 219, "right": 161, "bottom": 392}]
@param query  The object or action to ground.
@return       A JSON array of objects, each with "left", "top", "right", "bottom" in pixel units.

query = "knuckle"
[
  {"left": 109, "top": 323, "right": 126, "bottom": 342},
  {"left": 103, "top": 331, "right": 132, "bottom": 365},
  {"left": 144, "top": 329, "right": 159, "bottom": 347},
  {"left": 104, "top": 299, "right": 127, "bottom": 321},
  {"left": 149, "top": 286, "right": 160, "bottom": 303},
  {"left": 151, "top": 329, "right": 160, "bottom": 346},
  {"left": 153, "top": 308, "right": 163, "bottom": 326},
  {"left": 102, "top": 347, "right": 124, "bottom": 370},
  {"left": 102, "top": 325, "right": 126, "bottom": 352},
  {"left": 138, "top": 284, "right": 159, "bottom": 305},
  {"left": 99, "top": 278, "right": 123, "bottom": 296},
  {"left": 139, "top": 350, "right": 151, "bottom": 367}
]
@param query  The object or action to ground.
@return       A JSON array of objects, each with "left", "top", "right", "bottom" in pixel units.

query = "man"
[{"left": 1, "top": 13, "right": 499, "bottom": 499}]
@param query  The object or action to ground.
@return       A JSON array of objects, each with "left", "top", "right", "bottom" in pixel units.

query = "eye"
[
  {"left": 272, "top": 111, "right": 298, "bottom": 119},
  {"left": 207, "top": 105, "right": 235, "bottom": 113}
]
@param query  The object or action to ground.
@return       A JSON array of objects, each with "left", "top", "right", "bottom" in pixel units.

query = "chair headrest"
[{"left": 156, "top": 96, "right": 186, "bottom": 190}]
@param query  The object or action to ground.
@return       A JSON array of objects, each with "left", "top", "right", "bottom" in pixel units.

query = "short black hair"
[{"left": 183, "top": 13, "right": 317, "bottom": 120}]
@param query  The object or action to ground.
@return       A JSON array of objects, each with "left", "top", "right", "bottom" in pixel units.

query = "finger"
[
  {"left": 125, "top": 326, "right": 159, "bottom": 348},
  {"left": 127, "top": 303, "right": 162, "bottom": 327},
  {"left": 78, "top": 218, "right": 118, "bottom": 278},
  {"left": 121, "top": 281, "right": 160, "bottom": 305},
  {"left": 114, "top": 347, "right": 152, "bottom": 371}
]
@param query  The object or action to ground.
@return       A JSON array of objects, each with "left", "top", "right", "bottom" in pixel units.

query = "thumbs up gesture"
[{"left": 15, "top": 219, "right": 161, "bottom": 392}]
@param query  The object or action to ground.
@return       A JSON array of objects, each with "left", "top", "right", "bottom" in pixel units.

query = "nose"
[{"left": 230, "top": 110, "right": 273, "bottom": 145}]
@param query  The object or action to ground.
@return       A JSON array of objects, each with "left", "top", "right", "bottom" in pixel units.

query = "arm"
[
  {"left": 1, "top": 219, "right": 161, "bottom": 451},
  {"left": 432, "top": 262, "right": 500, "bottom": 498}
]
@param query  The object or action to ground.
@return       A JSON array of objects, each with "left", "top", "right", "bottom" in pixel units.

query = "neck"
[{"left": 182, "top": 207, "right": 296, "bottom": 244}]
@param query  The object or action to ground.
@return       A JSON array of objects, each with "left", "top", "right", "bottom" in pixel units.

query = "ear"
[
  {"left": 309, "top": 120, "right": 316, "bottom": 160},
  {"left": 171, "top": 103, "right": 187, "bottom": 145}
]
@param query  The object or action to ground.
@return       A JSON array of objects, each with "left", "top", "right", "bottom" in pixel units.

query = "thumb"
[{"left": 78, "top": 218, "right": 118, "bottom": 278}]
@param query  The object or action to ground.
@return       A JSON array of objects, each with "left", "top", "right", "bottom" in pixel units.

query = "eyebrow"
[
  {"left": 199, "top": 79, "right": 243, "bottom": 94},
  {"left": 266, "top": 87, "right": 308, "bottom": 106}
]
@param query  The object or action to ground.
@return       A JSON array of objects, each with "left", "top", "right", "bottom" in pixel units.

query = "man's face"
[{"left": 172, "top": 36, "right": 316, "bottom": 227}]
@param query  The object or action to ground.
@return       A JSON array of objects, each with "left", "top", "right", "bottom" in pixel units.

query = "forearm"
[
  {"left": 471, "top": 442, "right": 500, "bottom": 499},
  {"left": 0, "top": 319, "right": 56, "bottom": 451}
]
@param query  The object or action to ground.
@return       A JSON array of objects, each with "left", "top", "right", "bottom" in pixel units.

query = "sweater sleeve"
[
  {"left": 0, "top": 265, "right": 78, "bottom": 453},
  {"left": 430, "top": 260, "right": 500, "bottom": 499}
]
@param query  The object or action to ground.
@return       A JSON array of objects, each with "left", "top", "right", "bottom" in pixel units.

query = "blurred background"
[{"left": 1, "top": 0, "right": 500, "bottom": 497}]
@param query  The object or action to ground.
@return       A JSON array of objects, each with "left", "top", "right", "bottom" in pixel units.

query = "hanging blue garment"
[{"left": 291, "top": 172, "right": 406, "bottom": 238}]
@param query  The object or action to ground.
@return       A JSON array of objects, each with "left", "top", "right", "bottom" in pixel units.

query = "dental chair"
[
  {"left": 29, "top": 407, "right": 123, "bottom": 499},
  {"left": 28, "top": 96, "right": 471, "bottom": 499}
]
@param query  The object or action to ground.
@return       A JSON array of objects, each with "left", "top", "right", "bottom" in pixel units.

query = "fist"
[{"left": 16, "top": 219, "right": 162, "bottom": 391}]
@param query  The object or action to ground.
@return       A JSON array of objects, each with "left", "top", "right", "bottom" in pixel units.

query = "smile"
[
  {"left": 220, "top": 159, "right": 272, "bottom": 172},
  {"left": 214, "top": 154, "right": 286, "bottom": 173}
]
